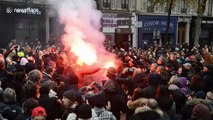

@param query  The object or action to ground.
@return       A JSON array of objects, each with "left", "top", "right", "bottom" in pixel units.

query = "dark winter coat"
[
  {"left": 202, "top": 70, "right": 213, "bottom": 92},
  {"left": 39, "top": 94, "right": 61, "bottom": 120}
]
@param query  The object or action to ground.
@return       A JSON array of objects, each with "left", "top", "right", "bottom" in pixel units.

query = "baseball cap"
[{"left": 32, "top": 106, "right": 47, "bottom": 117}]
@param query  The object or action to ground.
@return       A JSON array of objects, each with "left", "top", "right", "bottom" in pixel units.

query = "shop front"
[
  {"left": 190, "top": 16, "right": 213, "bottom": 47},
  {"left": 101, "top": 12, "right": 117, "bottom": 49},
  {"left": 138, "top": 15, "right": 178, "bottom": 48},
  {"left": 0, "top": 2, "right": 46, "bottom": 47},
  {"left": 101, "top": 12, "right": 136, "bottom": 50}
]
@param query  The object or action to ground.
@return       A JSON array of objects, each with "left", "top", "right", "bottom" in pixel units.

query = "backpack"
[{"left": 0, "top": 104, "right": 21, "bottom": 120}]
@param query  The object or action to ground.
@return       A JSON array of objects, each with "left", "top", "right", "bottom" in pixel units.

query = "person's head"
[
  {"left": 170, "top": 77, "right": 181, "bottom": 87},
  {"left": 28, "top": 69, "right": 42, "bottom": 85},
  {"left": 3, "top": 87, "right": 16, "bottom": 103},
  {"left": 133, "top": 72, "right": 147, "bottom": 88},
  {"left": 150, "top": 63, "right": 158, "bottom": 73},
  {"left": 183, "top": 63, "right": 191, "bottom": 70},
  {"left": 203, "top": 65, "right": 209, "bottom": 72},
  {"left": 165, "top": 63, "right": 172, "bottom": 71},
  {"left": 6, "top": 65, "right": 17, "bottom": 76},
  {"left": 23, "top": 83, "right": 38, "bottom": 99},
  {"left": 56, "top": 65, "right": 64, "bottom": 74},
  {"left": 177, "top": 67, "right": 182, "bottom": 75},
  {"left": 35, "top": 59, "right": 44, "bottom": 71},
  {"left": 203, "top": 64, "right": 213, "bottom": 72},
  {"left": 155, "top": 66, "right": 164, "bottom": 75},
  {"left": 44, "top": 67, "right": 55, "bottom": 76},
  {"left": 106, "top": 67, "right": 116, "bottom": 79},
  {"left": 94, "top": 94, "right": 106, "bottom": 108},
  {"left": 25, "top": 62, "right": 36, "bottom": 74},
  {"left": 31, "top": 106, "right": 47, "bottom": 120},
  {"left": 179, "top": 77, "right": 187, "bottom": 88},
  {"left": 169, "top": 52, "right": 174, "bottom": 60},
  {"left": 189, "top": 55, "right": 196, "bottom": 62},
  {"left": 147, "top": 73, "right": 160, "bottom": 86},
  {"left": 23, "top": 98, "right": 39, "bottom": 116},
  {"left": 39, "top": 86, "right": 50, "bottom": 96},
  {"left": 47, "top": 61, "right": 56, "bottom": 70},
  {"left": 147, "top": 98, "right": 158, "bottom": 109},
  {"left": 132, "top": 88, "right": 144, "bottom": 101},
  {"left": 62, "top": 90, "right": 76, "bottom": 109},
  {"left": 156, "top": 85, "right": 170, "bottom": 97},
  {"left": 15, "top": 71, "right": 27, "bottom": 84},
  {"left": 77, "top": 104, "right": 92, "bottom": 119},
  {"left": 157, "top": 56, "right": 165, "bottom": 65},
  {"left": 196, "top": 90, "right": 206, "bottom": 99},
  {"left": 191, "top": 103, "right": 211, "bottom": 120},
  {"left": 20, "top": 57, "right": 29, "bottom": 66}
]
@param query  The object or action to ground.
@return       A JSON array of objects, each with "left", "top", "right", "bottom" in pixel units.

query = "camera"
[
  {"left": 14, "top": 45, "right": 18, "bottom": 49},
  {"left": 126, "top": 67, "right": 134, "bottom": 75}
]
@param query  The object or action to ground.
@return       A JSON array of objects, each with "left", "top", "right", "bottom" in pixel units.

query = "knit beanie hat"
[
  {"left": 191, "top": 103, "right": 211, "bottom": 120},
  {"left": 168, "top": 84, "right": 179, "bottom": 91},
  {"left": 196, "top": 91, "right": 206, "bottom": 99},
  {"left": 62, "top": 90, "right": 76, "bottom": 101}
]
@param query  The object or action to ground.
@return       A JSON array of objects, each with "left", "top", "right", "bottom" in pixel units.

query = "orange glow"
[
  {"left": 71, "top": 38, "right": 97, "bottom": 66},
  {"left": 104, "top": 61, "right": 115, "bottom": 69}
]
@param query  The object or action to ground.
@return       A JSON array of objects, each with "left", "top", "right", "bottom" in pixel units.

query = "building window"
[
  {"left": 121, "top": 0, "right": 129, "bottom": 9},
  {"left": 129, "top": 0, "right": 136, "bottom": 10},
  {"left": 147, "top": 1, "right": 154, "bottom": 12},
  {"left": 142, "top": 0, "right": 148, "bottom": 12},
  {"left": 95, "top": 0, "right": 100, "bottom": 10},
  {"left": 154, "top": 3, "right": 160, "bottom": 13},
  {"left": 15, "top": 19, "right": 39, "bottom": 43},
  {"left": 116, "top": 0, "right": 122, "bottom": 10},
  {"left": 180, "top": 0, "right": 187, "bottom": 13},
  {"left": 103, "top": 0, "right": 111, "bottom": 8}
]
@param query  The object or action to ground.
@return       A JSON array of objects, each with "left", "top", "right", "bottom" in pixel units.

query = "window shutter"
[{"left": 142, "top": 0, "right": 147, "bottom": 12}]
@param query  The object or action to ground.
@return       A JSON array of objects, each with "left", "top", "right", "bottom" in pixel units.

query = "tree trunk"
[
  {"left": 194, "top": 0, "right": 207, "bottom": 47},
  {"left": 165, "top": 0, "right": 173, "bottom": 45},
  {"left": 194, "top": 15, "right": 202, "bottom": 47}
]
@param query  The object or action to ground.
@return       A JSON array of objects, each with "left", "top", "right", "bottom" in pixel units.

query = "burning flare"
[
  {"left": 72, "top": 39, "right": 97, "bottom": 66},
  {"left": 49, "top": 0, "right": 119, "bottom": 82},
  {"left": 104, "top": 61, "right": 116, "bottom": 69}
]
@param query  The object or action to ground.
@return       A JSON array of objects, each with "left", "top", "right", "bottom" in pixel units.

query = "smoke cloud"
[
  {"left": 49, "top": 0, "right": 118, "bottom": 82},
  {"left": 49, "top": 0, "right": 116, "bottom": 66}
]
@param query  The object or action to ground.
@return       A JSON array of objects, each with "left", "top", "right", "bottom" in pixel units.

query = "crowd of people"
[{"left": 0, "top": 39, "right": 212, "bottom": 120}]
